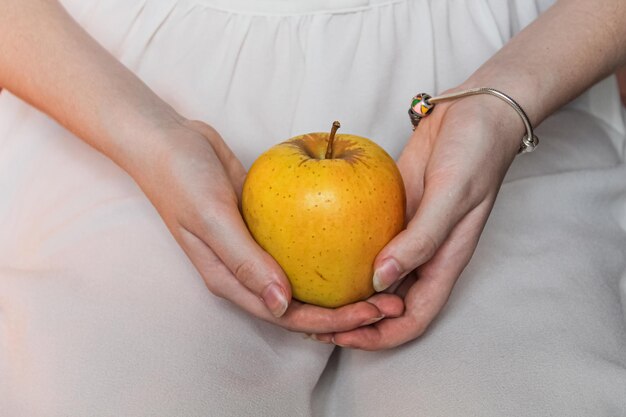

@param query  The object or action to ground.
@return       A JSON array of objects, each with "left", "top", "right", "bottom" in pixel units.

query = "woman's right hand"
[{"left": 129, "top": 119, "right": 403, "bottom": 334}]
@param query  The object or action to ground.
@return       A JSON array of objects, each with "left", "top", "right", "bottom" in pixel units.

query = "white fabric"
[
  {"left": 1, "top": 0, "right": 625, "bottom": 415},
  {"left": 192, "top": 0, "right": 403, "bottom": 14}
]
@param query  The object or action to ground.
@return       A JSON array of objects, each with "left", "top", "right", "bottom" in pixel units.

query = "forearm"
[
  {"left": 0, "top": 0, "right": 181, "bottom": 173},
  {"left": 461, "top": 0, "right": 626, "bottom": 127}
]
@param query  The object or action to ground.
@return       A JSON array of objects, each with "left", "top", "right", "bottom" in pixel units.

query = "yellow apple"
[{"left": 242, "top": 122, "right": 405, "bottom": 308}]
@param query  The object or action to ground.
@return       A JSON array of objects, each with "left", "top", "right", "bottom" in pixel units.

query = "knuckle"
[
  {"left": 203, "top": 278, "right": 225, "bottom": 298},
  {"left": 234, "top": 259, "right": 260, "bottom": 289},
  {"left": 408, "top": 233, "right": 438, "bottom": 261},
  {"left": 194, "top": 199, "right": 237, "bottom": 237},
  {"left": 317, "top": 314, "right": 332, "bottom": 331},
  {"left": 425, "top": 169, "right": 456, "bottom": 189},
  {"left": 321, "top": 311, "right": 340, "bottom": 331},
  {"left": 409, "top": 318, "right": 429, "bottom": 339},
  {"left": 199, "top": 262, "right": 230, "bottom": 299},
  {"left": 197, "top": 206, "right": 223, "bottom": 230},
  {"left": 427, "top": 171, "right": 477, "bottom": 210},
  {"left": 184, "top": 119, "right": 219, "bottom": 141},
  {"left": 414, "top": 321, "right": 429, "bottom": 338}
]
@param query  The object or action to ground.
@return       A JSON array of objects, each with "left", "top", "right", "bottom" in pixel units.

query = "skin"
[
  {"left": 1, "top": 0, "right": 625, "bottom": 349},
  {"left": 314, "top": 0, "right": 626, "bottom": 349}
]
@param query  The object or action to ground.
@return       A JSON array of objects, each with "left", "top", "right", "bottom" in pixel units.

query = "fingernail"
[
  {"left": 361, "top": 315, "right": 385, "bottom": 326},
  {"left": 311, "top": 334, "right": 332, "bottom": 344},
  {"left": 373, "top": 258, "right": 402, "bottom": 292},
  {"left": 331, "top": 336, "right": 347, "bottom": 348},
  {"left": 262, "top": 283, "right": 288, "bottom": 318}
]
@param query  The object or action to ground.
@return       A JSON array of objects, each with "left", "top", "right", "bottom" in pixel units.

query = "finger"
[
  {"left": 281, "top": 300, "right": 384, "bottom": 334},
  {"left": 333, "top": 271, "right": 454, "bottom": 350},
  {"left": 179, "top": 227, "right": 388, "bottom": 334},
  {"left": 336, "top": 200, "right": 493, "bottom": 350},
  {"left": 181, "top": 201, "right": 293, "bottom": 318},
  {"left": 296, "top": 293, "right": 403, "bottom": 335},
  {"left": 372, "top": 115, "right": 470, "bottom": 294},
  {"left": 184, "top": 134, "right": 292, "bottom": 319},
  {"left": 310, "top": 293, "right": 404, "bottom": 344},
  {"left": 362, "top": 293, "right": 405, "bottom": 318},
  {"left": 188, "top": 125, "right": 291, "bottom": 317},
  {"left": 373, "top": 110, "right": 500, "bottom": 294},
  {"left": 208, "top": 131, "right": 247, "bottom": 198},
  {"left": 372, "top": 175, "right": 474, "bottom": 292},
  {"left": 396, "top": 118, "right": 439, "bottom": 219}
]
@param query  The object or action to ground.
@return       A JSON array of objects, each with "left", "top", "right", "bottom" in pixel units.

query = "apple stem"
[{"left": 325, "top": 121, "right": 341, "bottom": 159}]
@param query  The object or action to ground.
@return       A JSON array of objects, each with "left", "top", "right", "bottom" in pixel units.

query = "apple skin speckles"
[{"left": 242, "top": 128, "right": 405, "bottom": 308}]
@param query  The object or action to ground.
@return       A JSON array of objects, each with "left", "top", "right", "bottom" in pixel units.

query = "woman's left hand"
[{"left": 315, "top": 92, "right": 526, "bottom": 350}]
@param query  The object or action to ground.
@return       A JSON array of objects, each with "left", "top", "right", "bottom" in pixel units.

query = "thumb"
[
  {"left": 194, "top": 203, "right": 293, "bottom": 318},
  {"left": 372, "top": 180, "right": 471, "bottom": 292}
]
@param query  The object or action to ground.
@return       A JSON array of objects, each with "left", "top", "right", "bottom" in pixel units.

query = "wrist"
[
  {"left": 459, "top": 64, "right": 549, "bottom": 127},
  {"left": 437, "top": 87, "right": 526, "bottom": 157},
  {"left": 99, "top": 100, "right": 188, "bottom": 178}
]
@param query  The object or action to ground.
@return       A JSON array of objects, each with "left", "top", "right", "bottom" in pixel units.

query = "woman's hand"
[
  {"left": 315, "top": 94, "right": 525, "bottom": 349},
  {"left": 131, "top": 119, "right": 403, "bottom": 334},
  {"left": 311, "top": 0, "right": 626, "bottom": 350}
]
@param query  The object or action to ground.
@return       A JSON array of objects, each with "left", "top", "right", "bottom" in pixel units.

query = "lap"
[
  {"left": 0, "top": 97, "right": 331, "bottom": 417},
  {"left": 315, "top": 160, "right": 626, "bottom": 416}
]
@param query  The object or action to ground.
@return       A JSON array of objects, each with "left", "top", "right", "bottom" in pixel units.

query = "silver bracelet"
[{"left": 408, "top": 88, "right": 539, "bottom": 154}]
